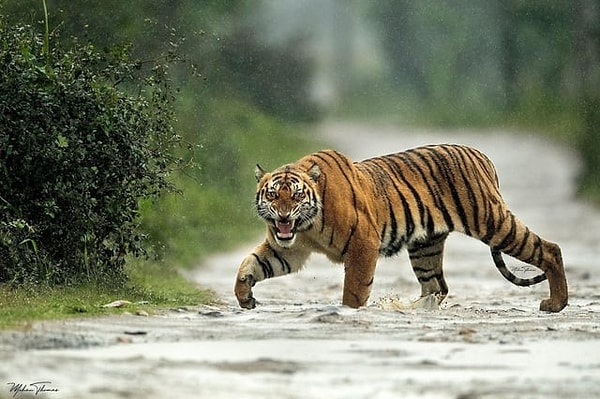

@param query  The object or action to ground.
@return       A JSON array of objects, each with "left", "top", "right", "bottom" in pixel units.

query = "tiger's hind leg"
[
  {"left": 482, "top": 210, "right": 568, "bottom": 312},
  {"left": 407, "top": 233, "right": 449, "bottom": 303}
]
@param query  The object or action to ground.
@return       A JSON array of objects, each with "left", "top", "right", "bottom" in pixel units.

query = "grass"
[{"left": 0, "top": 259, "right": 212, "bottom": 330}]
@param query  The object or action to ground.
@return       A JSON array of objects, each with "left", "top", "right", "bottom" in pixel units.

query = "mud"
[{"left": 1, "top": 123, "right": 599, "bottom": 399}]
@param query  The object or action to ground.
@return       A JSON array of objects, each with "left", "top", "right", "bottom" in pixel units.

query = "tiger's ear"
[
  {"left": 255, "top": 164, "right": 267, "bottom": 182},
  {"left": 307, "top": 164, "right": 321, "bottom": 183}
]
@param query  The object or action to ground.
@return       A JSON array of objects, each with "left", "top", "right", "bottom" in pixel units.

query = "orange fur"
[{"left": 234, "top": 145, "right": 568, "bottom": 312}]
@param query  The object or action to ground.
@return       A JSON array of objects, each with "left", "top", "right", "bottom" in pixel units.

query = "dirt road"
[{"left": 2, "top": 123, "right": 599, "bottom": 398}]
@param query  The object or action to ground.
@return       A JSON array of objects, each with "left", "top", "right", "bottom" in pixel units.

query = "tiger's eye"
[
  {"left": 265, "top": 190, "right": 277, "bottom": 200},
  {"left": 293, "top": 191, "right": 305, "bottom": 200}
]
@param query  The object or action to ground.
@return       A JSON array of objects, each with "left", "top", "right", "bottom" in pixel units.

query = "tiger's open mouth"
[{"left": 274, "top": 219, "right": 296, "bottom": 240}]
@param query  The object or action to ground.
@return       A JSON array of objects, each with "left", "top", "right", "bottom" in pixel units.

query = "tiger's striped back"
[{"left": 356, "top": 145, "right": 501, "bottom": 253}]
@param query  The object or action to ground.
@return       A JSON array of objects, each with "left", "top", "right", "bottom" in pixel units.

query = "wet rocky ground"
[{"left": 1, "top": 123, "right": 599, "bottom": 398}]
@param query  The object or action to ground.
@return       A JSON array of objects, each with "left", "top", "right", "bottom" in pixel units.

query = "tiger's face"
[{"left": 254, "top": 164, "right": 321, "bottom": 247}]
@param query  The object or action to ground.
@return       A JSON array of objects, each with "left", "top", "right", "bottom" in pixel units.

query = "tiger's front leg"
[
  {"left": 341, "top": 234, "right": 380, "bottom": 308},
  {"left": 234, "top": 256, "right": 259, "bottom": 309},
  {"left": 234, "top": 241, "right": 310, "bottom": 309}
]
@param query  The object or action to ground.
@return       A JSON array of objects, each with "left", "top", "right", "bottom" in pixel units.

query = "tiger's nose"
[{"left": 278, "top": 210, "right": 291, "bottom": 220}]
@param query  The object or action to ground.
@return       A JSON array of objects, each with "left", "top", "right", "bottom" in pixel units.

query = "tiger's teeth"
[{"left": 276, "top": 220, "right": 295, "bottom": 239}]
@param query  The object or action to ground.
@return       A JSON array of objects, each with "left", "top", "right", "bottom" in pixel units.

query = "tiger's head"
[{"left": 254, "top": 163, "right": 321, "bottom": 248}]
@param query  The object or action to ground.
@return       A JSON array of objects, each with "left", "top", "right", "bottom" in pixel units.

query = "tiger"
[{"left": 234, "top": 144, "right": 568, "bottom": 312}]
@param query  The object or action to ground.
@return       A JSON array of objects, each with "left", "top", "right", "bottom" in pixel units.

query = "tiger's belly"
[{"left": 378, "top": 222, "right": 438, "bottom": 257}]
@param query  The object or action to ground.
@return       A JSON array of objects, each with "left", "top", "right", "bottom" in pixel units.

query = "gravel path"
[{"left": 2, "top": 123, "right": 599, "bottom": 399}]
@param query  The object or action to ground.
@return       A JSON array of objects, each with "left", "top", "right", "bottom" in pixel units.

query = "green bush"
[{"left": 0, "top": 22, "right": 180, "bottom": 285}]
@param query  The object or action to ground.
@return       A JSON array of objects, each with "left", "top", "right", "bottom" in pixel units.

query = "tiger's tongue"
[{"left": 276, "top": 221, "right": 294, "bottom": 238}]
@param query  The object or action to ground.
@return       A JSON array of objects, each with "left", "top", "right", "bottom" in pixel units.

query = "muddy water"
[{"left": 1, "top": 123, "right": 599, "bottom": 399}]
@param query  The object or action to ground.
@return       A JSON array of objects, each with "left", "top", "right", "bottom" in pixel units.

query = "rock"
[{"left": 101, "top": 300, "right": 132, "bottom": 308}]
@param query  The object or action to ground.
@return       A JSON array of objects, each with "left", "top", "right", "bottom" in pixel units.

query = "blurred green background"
[{"left": 2, "top": 0, "right": 599, "bottom": 272}]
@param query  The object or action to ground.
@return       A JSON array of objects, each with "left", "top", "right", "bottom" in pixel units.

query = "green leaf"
[{"left": 56, "top": 134, "right": 69, "bottom": 148}]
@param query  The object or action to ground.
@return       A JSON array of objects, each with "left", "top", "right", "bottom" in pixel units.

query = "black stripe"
[
  {"left": 271, "top": 249, "right": 290, "bottom": 274},
  {"left": 409, "top": 249, "right": 443, "bottom": 260},
  {"left": 391, "top": 153, "right": 428, "bottom": 228},
  {"left": 320, "top": 175, "right": 328, "bottom": 233},
  {"left": 311, "top": 153, "right": 334, "bottom": 234},
  {"left": 453, "top": 146, "right": 482, "bottom": 236},
  {"left": 471, "top": 176, "right": 495, "bottom": 236},
  {"left": 400, "top": 152, "right": 440, "bottom": 236},
  {"left": 463, "top": 146, "right": 498, "bottom": 184},
  {"left": 461, "top": 146, "right": 501, "bottom": 235},
  {"left": 380, "top": 186, "right": 395, "bottom": 252},
  {"left": 426, "top": 208, "right": 435, "bottom": 235},
  {"left": 522, "top": 235, "right": 542, "bottom": 264},
  {"left": 512, "top": 227, "right": 531, "bottom": 258},
  {"left": 381, "top": 205, "right": 401, "bottom": 256},
  {"left": 432, "top": 146, "right": 472, "bottom": 236},
  {"left": 252, "top": 253, "right": 273, "bottom": 279},
  {"left": 371, "top": 159, "right": 408, "bottom": 256},
  {"left": 378, "top": 156, "right": 421, "bottom": 238},
  {"left": 503, "top": 230, "right": 525, "bottom": 255},
  {"left": 359, "top": 161, "right": 388, "bottom": 195},
  {"left": 481, "top": 211, "right": 497, "bottom": 244},
  {"left": 380, "top": 222, "right": 388, "bottom": 248},
  {"left": 410, "top": 150, "right": 455, "bottom": 231},
  {"left": 367, "top": 159, "right": 413, "bottom": 241},
  {"left": 341, "top": 223, "right": 357, "bottom": 257},
  {"left": 495, "top": 215, "right": 517, "bottom": 252},
  {"left": 412, "top": 266, "right": 429, "bottom": 273}
]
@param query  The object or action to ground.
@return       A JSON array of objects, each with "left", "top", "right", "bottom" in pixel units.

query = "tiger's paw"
[
  {"left": 234, "top": 274, "right": 257, "bottom": 310},
  {"left": 539, "top": 297, "right": 567, "bottom": 313},
  {"left": 238, "top": 296, "right": 257, "bottom": 310}
]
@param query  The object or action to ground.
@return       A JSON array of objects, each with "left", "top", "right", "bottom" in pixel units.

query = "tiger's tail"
[{"left": 490, "top": 249, "right": 547, "bottom": 286}]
